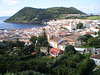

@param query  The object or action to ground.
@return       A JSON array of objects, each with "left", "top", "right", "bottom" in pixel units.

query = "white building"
[{"left": 90, "top": 54, "right": 100, "bottom": 65}]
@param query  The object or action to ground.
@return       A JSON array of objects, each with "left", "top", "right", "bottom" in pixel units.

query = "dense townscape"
[
  {"left": 0, "top": 0, "right": 100, "bottom": 74},
  {"left": 0, "top": 16, "right": 100, "bottom": 75},
  {"left": 0, "top": 19, "right": 100, "bottom": 47}
]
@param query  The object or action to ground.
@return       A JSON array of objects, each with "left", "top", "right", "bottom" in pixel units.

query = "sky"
[{"left": 0, "top": 0, "right": 100, "bottom": 16}]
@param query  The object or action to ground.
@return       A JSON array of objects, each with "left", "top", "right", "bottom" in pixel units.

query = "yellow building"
[{"left": 47, "top": 35, "right": 67, "bottom": 50}]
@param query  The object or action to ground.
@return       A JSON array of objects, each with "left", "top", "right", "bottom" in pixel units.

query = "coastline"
[
  {"left": 0, "top": 17, "right": 47, "bottom": 29},
  {"left": 4, "top": 20, "right": 47, "bottom": 25}
]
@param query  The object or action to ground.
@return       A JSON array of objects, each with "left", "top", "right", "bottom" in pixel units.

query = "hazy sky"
[{"left": 0, "top": 0, "right": 100, "bottom": 16}]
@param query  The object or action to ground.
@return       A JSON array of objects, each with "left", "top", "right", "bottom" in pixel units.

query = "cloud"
[
  {"left": 2, "top": 0, "right": 20, "bottom": 5},
  {"left": 4, "top": 11, "right": 16, "bottom": 14},
  {"left": 0, "top": 7, "right": 2, "bottom": 9},
  {"left": 74, "top": 4, "right": 100, "bottom": 13},
  {"left": 0, "top": 10, "right": 16, "bottom": 16}
]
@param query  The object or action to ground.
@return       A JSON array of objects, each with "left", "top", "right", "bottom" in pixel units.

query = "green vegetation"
[
  {"left": 78, "top": 34, "right": 92, "bottom": 43},
  {"left": 62, "top": 16, "right": 100, "bottom": 20},
  {"left": 86, "top": 16, "right": 100, "bottom": 20},
  {"left": 60, "top": 27, "right": 68, "bottom": 30},
  {"left": 64, "top": 45, "right": 76, "bottom": 54},
  {"left": 5, "top": 7, "right": 85, "bottom": 24},
  {"left": 78, "top": 32, "right": 100, "bottom": 48},
  {"left": 60, "top": 15, "right": 86, "bottom": 19},
  {"left": 0, "top": 44, "right": 96, "bottom": 75},
  {"left": 93, "top": 66, "right": 100, "bottom": 75},
  {"left": 77, "top": 23, "right": 83, "bottom": 29},
  {"left": 98, "top": 30, "right": 100, "bottom": 37},
  {"left": 0, "top": 32, "right": 99, "bottom": 75},
  {"left": 87, "top": 37, "right": 100, "bottom": 48}
]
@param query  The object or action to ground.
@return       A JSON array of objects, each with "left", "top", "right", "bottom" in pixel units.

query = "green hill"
[{"left": 5, "top": 7, "right": 85, "bottom": 24}]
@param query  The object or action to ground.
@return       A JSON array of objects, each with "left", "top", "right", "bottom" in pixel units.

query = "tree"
[
  {"left": 98, "top": 30, "right": 100, "bottom": 37},
  {"left": 78, "top": 36, "right": 83, "bottom": 45},
  {"left": 6, "top": 40, "right": 16, "bottom": 48},
  {"left": 37, "top": 31, "right": 48, "bottom": 47},
  {"left": 0, "top": 45, "right": 5, "bottom": 55},
  {"left": 64, "top": 45, "right": 76, "bottom": 54},
  {"left": 35, "top": 43, "right": 40, "bottom": 53},
  {"left": 78, "top": 34, "right": 92, "bottom": 45},
  {"left": 87, "top": 37, "right": 97, "bottom": 47},
  {"left": 29, "top": 36, "right": 37, "bottom": 44},
  {"left": 16, "top": 61, "right": 29, "bottom": 72},
  {"left": 77, "top": 23, "right": 83, "bottom": 29},
  {"left": 77, "top": 58, "right": 95, "bottom": 75},
  {"left": 78, "top": 36, "right": 87, "bottom": 42},
  {"left": 21, "top": 44, "right": 35, "bottom": 55},
  {"left": 83, "top": 34, "right": 92, "bottom": 40},
  {"left": 87, "top": 37, "right": 100, "bottom": 47},
  {"left": 0, "top": 61, "right": 7, "bottom": 75},
  {"left": 94, "top": 68, "right": 100, "bottom": 75},
  {"left": 0, "top": 49, "right": 5, "bottom": 55},
  {"left": 16, "top": 39, "right": 25, "bottom": 48},
  {"left": 47, "top": 44, "right": 50, "bottom": 54},
  {"left": 21, "top": 46, "right": 30, "bottom": 55}
]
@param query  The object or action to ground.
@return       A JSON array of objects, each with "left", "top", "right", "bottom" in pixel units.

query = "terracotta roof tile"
[
  {"left": 31, "top": 52, "right": 37, "bottom": 55},
  {"left": 51, "top": 36, "right": 62, "bottom": 42},
  {"left": 90, "top": 54, "right": 100, "bottom": 59}
]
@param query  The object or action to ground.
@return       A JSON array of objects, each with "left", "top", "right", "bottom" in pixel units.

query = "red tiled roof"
[
  {"left": 65, "top": 24, "right": 70, "bottom": 26},
  {"left": 90, "top": 54, "right": 100, "bottom": 59},
  {"left": 51, "top": 48, "right": 63, "bottom": 51},
  {"left": 49, "top": 56, "right": 54, "bottom": 59},
  {"left": 85, "top": 32, "right": 94, "bottom": 35},
  {"left": 21, "top": 40, "right": 31, "bottom": 43},
  {"left": 60, "top": 32, "right": 67, "bottom": 35},
  {"left": 50, "top": 50, "right": 60, "bottom": 53},
  {"left": 31, "top": 52, "right": 37, "bottom": 55},
  {"left": 50, "top": 48, "right": 63, "bottom": 53},
  {"left": 50, "top": 48, "right": 63, "bottom": 56},
  {"left": 51, "top": 36, "right": 62, "bottom": 42}
]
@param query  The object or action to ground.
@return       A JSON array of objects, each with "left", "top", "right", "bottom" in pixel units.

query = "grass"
[
  {"left": 80, "top": 45, "right": 94, "bottom": 48},
  {"left": 86, "top": 16, "right": 100, "bottom": 20},
  {"left": 80, "top": 44, "right": 100, "bottom": 48},
  {"left": 59, "top": 15, "right": 100, "bottom": 20}
]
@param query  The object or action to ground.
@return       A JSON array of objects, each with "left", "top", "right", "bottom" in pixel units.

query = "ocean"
[{"left": 0, "top": 16, "right": 46, "bottom": 29}]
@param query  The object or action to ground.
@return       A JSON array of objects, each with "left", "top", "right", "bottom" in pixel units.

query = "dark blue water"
[{"left": 0, "top": 16, "right": 46, "bottom": 29}]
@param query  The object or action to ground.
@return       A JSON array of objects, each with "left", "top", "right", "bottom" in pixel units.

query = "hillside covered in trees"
[{"left": 5, "top": 7, "right": 85, "bottom": 24}]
